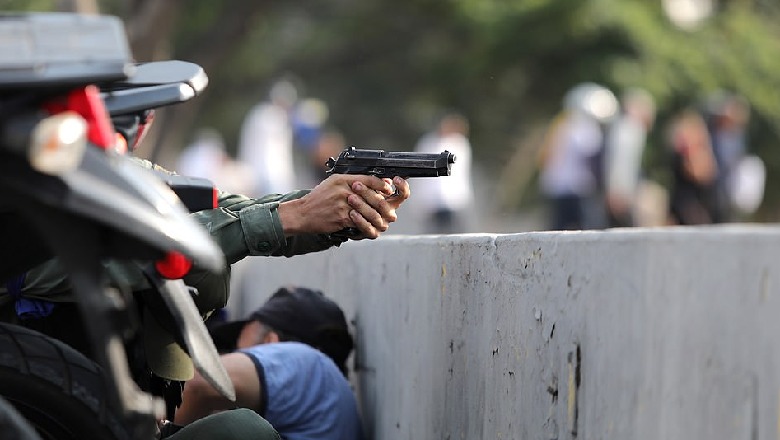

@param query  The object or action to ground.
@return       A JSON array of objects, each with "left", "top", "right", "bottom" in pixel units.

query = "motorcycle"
[{"left": 0, "top": 12, "right": 232, "bottom": 440}]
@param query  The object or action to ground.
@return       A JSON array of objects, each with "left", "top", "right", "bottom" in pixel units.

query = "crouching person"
[{"left": 173, "top": 286, "right": 364, "bottom": 440}]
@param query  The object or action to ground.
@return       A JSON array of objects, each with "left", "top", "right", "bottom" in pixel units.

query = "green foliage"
[
  {"left": 1, "top": 0, "right": 54, "bottom": 11},
  {"left": 6, "top": 0, "right": 780, "bottom": 218}
]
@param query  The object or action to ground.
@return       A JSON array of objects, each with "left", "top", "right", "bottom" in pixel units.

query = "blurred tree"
[
  {"left": 6, "top": 0, "right": 780, "bottom": 220},
  {"left": 128, "top": 1, "right": 269, "bottom": 163}
]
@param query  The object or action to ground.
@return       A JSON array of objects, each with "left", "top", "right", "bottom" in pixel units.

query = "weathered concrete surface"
[{"left": 229, "top": 225, "right": 780, "bottom": 440}]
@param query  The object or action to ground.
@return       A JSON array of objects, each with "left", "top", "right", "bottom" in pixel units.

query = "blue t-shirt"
[{"left": 240, "top": 342, "right": 364, "bottom": 440}]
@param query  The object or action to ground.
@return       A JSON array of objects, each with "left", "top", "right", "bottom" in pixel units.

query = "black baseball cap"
[{"left": 251, "top": 286, "right": 354, "bottom": 374}]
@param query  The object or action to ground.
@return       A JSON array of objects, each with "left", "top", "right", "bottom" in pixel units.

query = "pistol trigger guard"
[{"left": 330, "top": 227, "right": 361, "bottom": 240}]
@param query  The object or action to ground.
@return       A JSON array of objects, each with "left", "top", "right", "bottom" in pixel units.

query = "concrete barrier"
[{"left": 228, "top": 225, "right": 780, "bottom": 440}]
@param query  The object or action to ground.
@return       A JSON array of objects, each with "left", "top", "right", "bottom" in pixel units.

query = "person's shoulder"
[
  {"left": 275, "top": 341, "right": 320, "bottom": 354},
  {"left": 275, "top": 342, "right": 337, "bottom": 366},
  {"left": 243, "top": 342, "right": 342, "bottom": 379},
  {"left": 244, "top": 341, "right": 322, "bottom": 359},
  {"left": 415, "top": 133, "right": 438, "bottom": 152},
  {"left": 441, "top": 133, "right": 471, "bottom": 151},
  {"left": 243, "top": 102, "right": 276, "bottom": 120}
]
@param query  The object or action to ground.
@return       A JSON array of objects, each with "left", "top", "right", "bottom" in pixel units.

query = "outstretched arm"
[{"left": 174, "top": 352, "right": 261, "bottom": 425}]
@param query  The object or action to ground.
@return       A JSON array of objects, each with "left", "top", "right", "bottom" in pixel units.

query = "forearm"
[
  {"left": 175, "top": 376, "right": 236, "bottom": 425},
  {"left": 176, "top": 352, "right": 262, "bottom": 426},
  {"left": 192, "top": 190, "right": 340, "bottom": 265},
  {"left": 131, "top": 158, "right": 339, "bottom": 257}
]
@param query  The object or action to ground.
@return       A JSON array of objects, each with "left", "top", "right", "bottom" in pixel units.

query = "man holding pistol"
[{"left": 0, "top": 162, "right": 410, "bottom": 425}]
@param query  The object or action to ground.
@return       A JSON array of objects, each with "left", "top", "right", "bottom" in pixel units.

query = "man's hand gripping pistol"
[{"left": 325, "top": 146, "right": 456, "bottom": 238}]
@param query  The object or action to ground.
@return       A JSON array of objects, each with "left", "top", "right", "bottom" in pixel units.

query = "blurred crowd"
[
  {"left": 175, "top": 79, "right": 765, "bottom": 235},
  {"left": 537, "top": 83, "right": 764, "bottom": 231},
  {"left": 176, "top": 79, "right": 342, "bottom": 199},
  {"left": 175, "top": 80, "right": 478, "bottom": 235}
]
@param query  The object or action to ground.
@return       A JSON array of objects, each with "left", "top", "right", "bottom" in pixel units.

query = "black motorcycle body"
[{"left": 0, "top": 12, "right": 233, "bottom": 440}]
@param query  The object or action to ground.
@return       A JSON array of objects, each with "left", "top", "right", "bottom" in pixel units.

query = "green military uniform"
[
  {"left": 162, "top": 409, "right": 281, "bottom": 440},
  {"left": 0, "top": 157, "right": 344, "bottom": 315}
]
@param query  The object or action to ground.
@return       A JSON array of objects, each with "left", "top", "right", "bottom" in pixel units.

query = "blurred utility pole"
[
  {"left": 123, "top": 0, "right": 183, "bottom": 62},
  {"left": 116, "top": 0, "right": 184, "bottom": 163},
  {"left": 145, "top": 2, "right": 269, "bottom": 166}
]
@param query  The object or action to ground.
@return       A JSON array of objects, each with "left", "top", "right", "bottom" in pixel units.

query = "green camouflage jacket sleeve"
[
  {"left": 200, "top": 189, "right": 343, "bottom": 265},
  {"left": 1, "top": 160, "right": 344, "bottom": 312},
  {"left": 130, "top": 156, "right": 344, "bottom": 263}
]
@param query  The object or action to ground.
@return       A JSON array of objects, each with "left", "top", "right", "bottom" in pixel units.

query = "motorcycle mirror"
[
  {"left": 105, "top": 60, "right": 208, "bottom": 95},
  {"left": 102, "top": 83, "right": 198, "bottom": 116}
]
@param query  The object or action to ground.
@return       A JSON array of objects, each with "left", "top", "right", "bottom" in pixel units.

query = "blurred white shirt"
[
  {"left": 540, "top": 111, "right": 603, "bottom": 196},
  {"left": 414, "top": 132, "right": 474, "bottom": 212},
  {"left": 237, "top": 103, "right": 296, "bottom": 196}
]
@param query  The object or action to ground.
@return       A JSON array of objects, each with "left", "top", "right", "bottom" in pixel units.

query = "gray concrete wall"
[{"left": 228, "top": 225, "right": 780, "bottom": 440}]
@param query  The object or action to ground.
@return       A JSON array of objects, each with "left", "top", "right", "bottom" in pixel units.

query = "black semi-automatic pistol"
[{"left": 325, "top": 146, "right": 455, "bottom": 178}]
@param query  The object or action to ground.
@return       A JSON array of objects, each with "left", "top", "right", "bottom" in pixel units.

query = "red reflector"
[
  {"left": 132, "top": 110, "right": 155, "bottom": 151},
  {"left": 212, "top": 188, "right": 218, "bottom": 209},
  {"left": 44, "top": 86, "right": 115, "bottom": 149},
  {"left": 155, "top": 252, "right": 193, "bottom": 279}
]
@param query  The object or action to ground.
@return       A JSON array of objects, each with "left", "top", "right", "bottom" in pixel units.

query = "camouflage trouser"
[{"left": 164, "top": 408, "right": 280, "bottom": 440}]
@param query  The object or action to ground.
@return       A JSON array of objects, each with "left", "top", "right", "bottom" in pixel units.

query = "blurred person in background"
[
  {"left": 291, "top": 97, "right": 333, "bottom": 188},
  {"left": 704, "top": 92, "right": 751, "bottom": 222},
  {"left": 292, "top": 98, "right": 330, "bottom": 154},
  {"left": 237, "top": 80, "right": 299, "bottom": 196},
  {"left": 603, "top": 88, "right": 657, "bottom": 227},
  {"left": 413, "top": 112, "right": 475, "bottom": 234},
  {"left": 174, "top": 286, "right": 364, "bottom": 440},
  {"left": 176, "top": 128, "right": 254, "bottom": 195},
  {"left": 538, "top": 83, "right": 617, "bottom": 230},
  {"left": 667, "top": 108, "right": 718, "bottom": 225},
  {"left": 176, "top": 128, "right": 226, "bottom": 180},
  {"left": 309, "top": 128, "right": 346, "bottom": 184}
]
